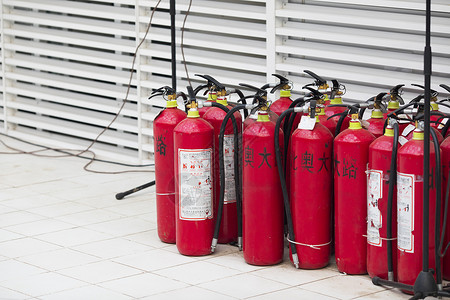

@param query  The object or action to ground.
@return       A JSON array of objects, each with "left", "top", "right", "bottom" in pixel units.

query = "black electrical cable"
[
  {"left": 386, "top": 121, "right": 399, "bottom": 281},
  {"left": 274, "top": 107, "right": 299, "bottom": 268},
  {"left": 430, "top": 127, "right": 442, "bottom": 287},
  {"left": 0, "top": 133, "right": 153, "bottom": 168},
  {"left": 210, "top": 102, "right": 240, "bottom": 250}
]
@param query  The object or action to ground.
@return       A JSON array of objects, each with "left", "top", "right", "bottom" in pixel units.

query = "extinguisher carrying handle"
[
  {"left": 412, "top": 83, "right": 439, "bottom": 98},
  {"left": 389, "top": 84, "right": 405, "bottom": 105},
  {"left": 269, "top": 73, "right": 292, "bottom": 94},
  {"left": 303, "top": 69, "right": 327, "bottom": 88},
  {"left": 274, "top": 107, "right": 301, "bottom": 269},
  {"left": 440, "top": 83, "right": 450, "bottom": 94}
]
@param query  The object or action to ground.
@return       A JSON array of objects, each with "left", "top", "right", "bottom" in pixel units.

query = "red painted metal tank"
[
  {"left": 242, "top": 111, "right": 284, "bottom": 265},
  {"left": 153, "top": 99, "right": 186, "bottom": 243},
  {"left": 396, "top": 127, "right": 438, "bottom": 286},
  {"left": 202, "top": 97, "right": 242, "bottom": 244},
  {"left": 366, "top": 125, "right": 398, "bottom": 279},
  {"left": 289, "top": 114, "right": 333, "bottom": 269},
  {"left": 334, "top": 114, "right": 376, "bottom": 274},
  {"left": 174, "top": 105, "right": 215, "bottom": 256}
]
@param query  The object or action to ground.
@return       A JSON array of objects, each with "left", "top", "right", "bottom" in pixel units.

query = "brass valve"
[{"left": 187, "top": 101, "right": 198, "bottom": 109}]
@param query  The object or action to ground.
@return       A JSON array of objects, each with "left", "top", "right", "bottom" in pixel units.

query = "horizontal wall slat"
[
  {"left": 3, "top": 25, "right": 136, "bottom": 53},
  {"left": 4, "top": 9, "right": 135, "bottom": 37},
  {"left": 7, "top": 97, "right": 137, "bottom": 133},
  {"left": 7, "top": 68, "right": 137, "bottom": 102},
  {"left": 7, "top": 111, "right": 138, "bottom": 149},
  {"left": 6, "top": 83, "right": 137, "bottom": 118},
  {"left": 278, "top": 3, "right": 450, "bottom": 35},
  {"left": 3, "top": 0, "right": 135, "bottom": 22},
  {"left": 4, "top": 40, "right": 132, "bottom": 69},
  {"left": 6, "top": 54, "right": 137, "bottom": 85}
]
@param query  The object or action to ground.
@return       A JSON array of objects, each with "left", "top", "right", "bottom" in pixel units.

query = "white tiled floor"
[{"left": 0, "top": 138, "right": 436, "bottom": 299}]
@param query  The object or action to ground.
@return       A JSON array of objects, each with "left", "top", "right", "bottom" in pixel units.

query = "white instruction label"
[
  {"left": 367, "top": 170, "right": 383, "bottom": 246},
  {"left": 397, "top": 172, "right": 414, "bottom": 253},
  {"left": 178, "top": 148, "right": 213, "bottom": 220},
  {"left": 398, "top": 136, "right": 408, "bottom": 146},
  {"left": 223, "top": 135, "right": 236, "bottom": 204},
  {"left": 401, "top": 124, "right": 416, "bottom": 137},
  {"left": 298, "top": 115, "right": 316, "bottom": 130}
]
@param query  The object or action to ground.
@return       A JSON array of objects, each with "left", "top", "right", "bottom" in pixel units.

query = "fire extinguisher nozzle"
[
  {"left": 238, "top": 237, "right": 243, "bottom": 251},
  {"left": 388, "top": 272, "right": 394, "bottom": 282},
  {"left": 292, "top": 253, "right": 299, "bottom": 269},
  {"left": 210, "top": 238, "right": 218, "bottom": 253}
]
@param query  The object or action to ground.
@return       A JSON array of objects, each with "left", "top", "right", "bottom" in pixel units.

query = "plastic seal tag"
[
  {"left": 438, "top": 118, "right": 448, "bottom": 130},
  {"left": 401, "top": 124, "right": 415, "bottom": 137},
  {"left": 398, "top": 136, "right": 408, "bottom": 146},
  {"left": 298, "top": 115, "right": 316, "bottom": 130}
]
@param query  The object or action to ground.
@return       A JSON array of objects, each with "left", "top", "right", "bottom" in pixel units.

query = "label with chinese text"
[
  {"left": 223, "top": 135, "right": 236, "bottom": 204},
  {"left": 178, "top": 148, "right": 213, "bottom": 220},
  {"left": 397, "top": 172, "right": 414, "bottom": 253},
  {"left": 367, "top": 170, "right": 383, "bottom": 246}
]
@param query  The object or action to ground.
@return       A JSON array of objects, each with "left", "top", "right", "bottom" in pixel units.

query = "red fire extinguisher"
[
  {"left": 173, "top": 87, "right": 215, "bottom": 256},
  {"left": 334, "top": 113, "right": 376, "bottom": 274},
  {"left": 412, "top": 84, "right": 443, "bottom": 131},
  {"left": 367, "top": 120, "right": 400, "bottom": 280},
  {"left": 288, "top": 101, "right": 333, "bottom": 269},
  {"left": 325, "top": 80, "right": 350, "bottom": 131},
  {"left": 239, "top": 83, "right": 279, "bottom": 130},
  {"left": 396, "top": 121, "right": 439, "bottom": 287},
  {"left": 202, "top": 80, "right": 242, "bottom": 244},
  {"left": 269, "top": 74, "right": 293, "bottom": 117},
  {"left": 365, "top": 93, "right": 388, "bottom": 138},
  {"left": 384, "top": 85, "right": 404, "bottom": 118},
  {"left": 303, "top": 70, "right": 330, "bottom": 103},
  {"left": 440, "top": 133, "right": 450, "bottom": 280},
  {"left": 242, "top": 107, "right": 284, "bottom": 265},
  {"left": 151, "top": 86, "right": 187, "bottom": 244}
]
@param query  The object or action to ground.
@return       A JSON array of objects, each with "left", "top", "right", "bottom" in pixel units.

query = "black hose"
[
  {"left": 386, "top": 122, "right": 399, "bottom": 280},
  {"left": 334, "top": 110, "right": 349, "bottom": 136},
  {"left": 274, "top": 108, "right": 299, "bottom": 268},
  {"left": 283, "top": 100, "right": 307, "bottom": 175},
  {"left": 194, "top": 84, "right": 208, "bottom": 96},
  {"left": 430, "top": 128, "right": 442, "bottom": 287},
  {"left": 211, "top": 104, "right": 247, "bottom": 252},
  {"left": 231, "top": 89, "right": 248, "bottom": 119},
  {"left": 283, "top": 97, "right": 305, "bottom": 134}
]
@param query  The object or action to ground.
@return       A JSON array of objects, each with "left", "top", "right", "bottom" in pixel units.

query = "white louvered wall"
[
  {"left": 0, "top": 0, "right": 449, "bottom": 163},
  {"left": 274, "top": 0, "right": 450, "bottom": 102}
]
